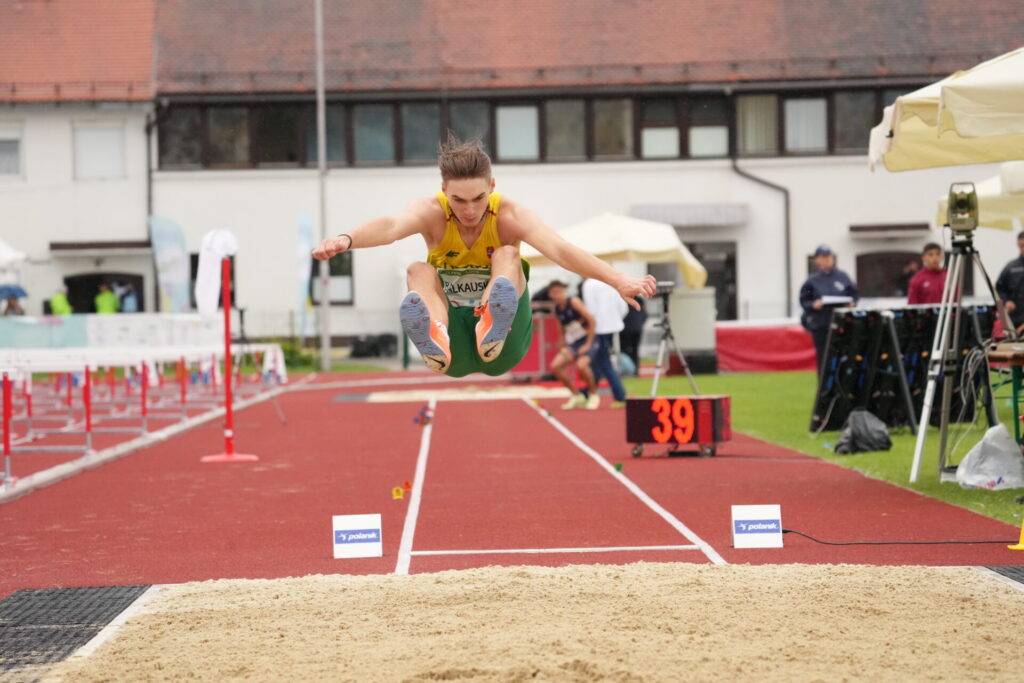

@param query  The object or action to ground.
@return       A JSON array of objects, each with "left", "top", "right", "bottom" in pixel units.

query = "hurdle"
[{"left": 0, "top": 342, "right": 287, "bottom": 488}]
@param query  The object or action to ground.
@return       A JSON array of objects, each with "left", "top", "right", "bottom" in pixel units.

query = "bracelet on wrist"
[{"left": 338, "top": 233, "right": 353, "bottom": 250}]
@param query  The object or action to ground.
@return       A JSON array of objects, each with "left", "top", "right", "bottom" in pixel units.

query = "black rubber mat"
[
  {"left": 0, "top": 585, "right": 150, "bottom": 678},
  {"left": 986, "top": 565, "right": 1024, "bottom": 585}
]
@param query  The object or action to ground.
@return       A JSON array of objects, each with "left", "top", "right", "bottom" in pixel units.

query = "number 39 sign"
[{"left": 625, "top": 396, "right": 731, "bottom": 446}]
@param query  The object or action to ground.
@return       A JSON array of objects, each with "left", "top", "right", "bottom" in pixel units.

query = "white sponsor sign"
[
  {"left": 731, "top": 504, "right": 783, "bottom": 549},
  {"left": 332, "top": 514, "right": 383, "bottom": 559}
]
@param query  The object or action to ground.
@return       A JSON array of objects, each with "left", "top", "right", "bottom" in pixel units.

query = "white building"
[{"left": 4, "top": 1, "right": 1021, "bottom": 352}]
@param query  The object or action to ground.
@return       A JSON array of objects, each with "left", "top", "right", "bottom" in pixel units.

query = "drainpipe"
[
  {"left": 144, "top": 109, "right": 158, "bottom": 312},
  {"left": 730, "top": 157, "right": 792, "bottom": 317}
]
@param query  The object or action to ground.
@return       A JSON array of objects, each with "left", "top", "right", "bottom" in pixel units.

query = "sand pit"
[{"left": 51, "top": 562, "right": 1024, "bottom": 682}]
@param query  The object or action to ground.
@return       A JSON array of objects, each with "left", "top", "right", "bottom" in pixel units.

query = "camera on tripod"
[
  {"left": 947, "top": 182, "right": 978, "bottom": 233},
  {"left": 655, "top": 280, "right": 676, "bottom": 296}
]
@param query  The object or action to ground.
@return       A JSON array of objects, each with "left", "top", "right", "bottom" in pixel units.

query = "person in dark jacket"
[
  {"left": 799, "top": 244, "right": 858, "bottom": 373},
  {"left": 995, "top": 231, "right": 1024, "bottom": 334}
]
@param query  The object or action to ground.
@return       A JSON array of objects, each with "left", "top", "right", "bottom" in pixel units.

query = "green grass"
[{"left": 623, "top": 371, "right": 1024, "bottom": 528}]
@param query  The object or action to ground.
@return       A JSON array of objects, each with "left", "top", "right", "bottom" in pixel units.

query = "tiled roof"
[
  {"left": 1, "top": 0, "right": 155, "bottom": 103},
  {"left": 153, "top": 0, "right": 1024, "bottom": 95}
]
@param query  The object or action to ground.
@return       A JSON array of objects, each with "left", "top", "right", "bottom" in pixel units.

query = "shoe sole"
[
  {"left": 400, "top": 293, "right": 449, "bottom": 373},
  {"left": 478, "top": 277, "right": 518, "bottom": 361}
]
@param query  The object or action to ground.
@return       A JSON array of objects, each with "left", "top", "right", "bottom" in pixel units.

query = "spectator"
[
  {"left": 581, "top": 277, "right": 629, "bottom": 407},
  {"left": 546, "top": 280, "right": 600, "bottom": 410},
  {"left": 799, "top": 244, "right": 858, "bottom": 373},
  {"left": 907, "top": 243, "right": 949, "bottom": 305},
  {"left": 2, "top": 295, "right": 24, "bottom": 316},
  {"left": 996, "top": 231, "right": 1024, "bottom": 335},
  {"left": 49, "top": 287, "right": 73, "bottom": 315},
  {"left": 120, "top": 283, "right": 139, "bottom": 312},
  {"left": 94, "top": 283, "right": 120, "bottom": 314},
  {"left": 618, "top": 294, "right": 646, "bottom": 376}
]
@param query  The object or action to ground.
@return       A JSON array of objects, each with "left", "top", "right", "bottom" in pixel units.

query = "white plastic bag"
[{"left": 955, "top": 424, "right": 1024, "bottom": 490}]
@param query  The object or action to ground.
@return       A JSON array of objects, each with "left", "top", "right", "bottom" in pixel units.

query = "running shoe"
[
  {"left": 585, "top": 393, "right": 601, "bottom": 410},
  {"left": 400, "top": 292, "right": 451, "bottom": 374},
  {"left": 561, "top": 394, "right": 586, "bottom": 410},
  {"left": 474, "top": 276, "right": 518, "bottom": 362}
]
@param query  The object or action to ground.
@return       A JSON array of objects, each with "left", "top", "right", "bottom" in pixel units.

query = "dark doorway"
[
  {"left": 854, "top": 250, "right": 972, "bottom": 298},
  {"left": 684, "top": 241, "right": 737, "bottom": 320},
  {"left": 64, "top": 272, "right": 145, "bottom": 313}
]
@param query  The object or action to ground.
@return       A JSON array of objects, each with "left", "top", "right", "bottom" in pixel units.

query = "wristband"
[{"left": 338, "top": 233, "right": 353, "bottom": 250}]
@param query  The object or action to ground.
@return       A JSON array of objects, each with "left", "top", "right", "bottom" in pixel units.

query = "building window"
[
  {"left": 158, "top": 106, "right": 202, "bottom": 169},
  {"left": 833, "top": 91, "right": 876, "bottom": 153},
  {"left": 882, "top": 88, "right": 910, "bottom": 107},
  {"left": 353, "top": 104, "right": 395, "bottom": 163},
  {"left": 402, "top": 103, "right": 441, "bottom": 163},
  {"left": 737, "top": 94, "right": 778, "bottom": 156},
  {"left": 0, "top": 123, "right": 22, "bottom": 176},
  {"left": 496, "top": 104, "right": 539, "bottom": 161},
  {"left": 448, "top": 101, "right": 491, "bottom": 152},
  {"left": 784, "top": 97, "right": 827, "bottom": 154},
  {"left": 207, "top": 107, "right": 250, "bottom": 167},
  {"left": 544, "top": 99, "right": 585, "bottom": 160},
  {"left": 305, "top": 105, "right": 347, "bottom": 166},
  {"left": 253, "top": 105, "right": 302, "bottom": 167},
  {"left": 640, "top": 99, "right": 679, "bottom": 159},
  {"left": 687, "top": 98, "right": 729, "bottom": 158},
  {"left": 310, "top": 252, "right": 353, "bottom": 305},
  {"left": 593, "top": 98, "right": 633, "bottom": 158},
  {"left": 73, "top": 123, "right": 125, "bottom": 179}
]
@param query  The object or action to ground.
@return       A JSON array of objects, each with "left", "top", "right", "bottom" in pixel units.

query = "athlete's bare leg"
[
  {"left": 406, "top": 262, "right": 449, "bottom": 326},
  {"left": 402, "top": 262, "right": 452, "bottom": 373},
  {"left": 576, "top": 355, "right": 597, "bottom": 395},
  {"left": 481, "top": 245, "right": 525, "bottom": 303},
  {"left": 550, "top": 350, "right": 579, "bottom": 394}
]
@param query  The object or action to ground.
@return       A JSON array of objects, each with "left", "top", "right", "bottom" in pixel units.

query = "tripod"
[
  {"left": 649, "top": 285, "right": 700, "bottom": 397},
  {"left": 909, "top": 228, "right": 1011, "bottom": 482}
]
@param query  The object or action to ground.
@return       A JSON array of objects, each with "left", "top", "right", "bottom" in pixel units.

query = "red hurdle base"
[{"left": 200, "top": 452, "right": 259, "bottom": 463}]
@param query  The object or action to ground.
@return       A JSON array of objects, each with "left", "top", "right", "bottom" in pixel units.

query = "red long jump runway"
[
  {"left": 0, "top": 385, "right": 425, "bottom": 599},
  {"left": 407, "top": 398, "right": 722, "bottom": 574},
  {"left": 544, "top": 399, "right": 1021, "bottom": 566},
  {"left": 1, "top": 371, "right": 1021, "bottom": 601}
]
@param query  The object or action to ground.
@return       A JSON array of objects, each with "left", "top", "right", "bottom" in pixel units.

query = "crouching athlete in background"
[{"left": 313, "top": 134, "right": 655, "bottom": 377}]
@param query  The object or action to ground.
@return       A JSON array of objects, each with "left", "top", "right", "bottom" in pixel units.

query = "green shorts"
[{"left": 444, "top": 284, "right": 533, "bottom": 377}]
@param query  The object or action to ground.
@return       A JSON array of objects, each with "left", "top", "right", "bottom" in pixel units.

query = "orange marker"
[{"left": 402, "top": 480, "right": 413, "bottom": 492}]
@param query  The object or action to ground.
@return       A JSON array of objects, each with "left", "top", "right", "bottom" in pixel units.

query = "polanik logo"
[
  {"left": 733, "top": 520, "right": 780, "bottom": 534},
  {"left": 334, "top": 529, "right": 381, "bottom": 544}
]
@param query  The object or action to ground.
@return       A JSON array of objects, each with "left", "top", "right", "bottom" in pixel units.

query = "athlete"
[{"left": 312, "top": 135, "right": 656, "bottom": 377}]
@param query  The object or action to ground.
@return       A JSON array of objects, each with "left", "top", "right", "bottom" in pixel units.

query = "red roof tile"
[
  {"left": 2, "top": 0, "right": 154, "bottom": 103},
  {"left": 153, "top": 0, "right": 1024, "bottom": 95}
]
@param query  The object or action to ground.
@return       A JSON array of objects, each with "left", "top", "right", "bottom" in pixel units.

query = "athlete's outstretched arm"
[
  {"left": 312, "top": 197, "right": 436, "bottom": 260},
  {"left": 505, "top": 202, "right": 656, "bottom": 310}
]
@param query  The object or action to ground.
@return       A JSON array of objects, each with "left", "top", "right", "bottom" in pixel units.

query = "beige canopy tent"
[
  {"left": 869, "top": 46, "right": 1024, "bottom": 172},
  {"left": 520, "top": 213, "right": 708, "bottom": 289},
  {"left": 936, "top": 161, "right": 1024, "bottom": 231}
]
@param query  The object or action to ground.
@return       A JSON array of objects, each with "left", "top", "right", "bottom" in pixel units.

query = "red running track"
[{"left": 0, "top": 373, "right": 1020, "bottom": 599}]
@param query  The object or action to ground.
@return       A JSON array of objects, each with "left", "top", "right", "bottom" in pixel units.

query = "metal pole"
[{"left": 315, "top": 0, "right": 331, "bottom": 372}]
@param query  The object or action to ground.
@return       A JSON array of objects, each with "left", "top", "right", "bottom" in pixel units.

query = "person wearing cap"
[{"left": 799, "top": 244, "right": 858, "bottom": 373}]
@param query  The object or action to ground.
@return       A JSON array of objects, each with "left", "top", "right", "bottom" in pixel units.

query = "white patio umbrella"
[
  {"left": 935, "top": 161, "right": 1024, "bottom": 231},
  {"left": 869, "top": 46, "right": 1024, "bottom": 172},
  {"left": 520, "top": 213, "right": 708, "bottom": 289}
]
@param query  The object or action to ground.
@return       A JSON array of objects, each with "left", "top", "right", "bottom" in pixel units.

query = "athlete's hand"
[
  {"left": 312, "top": 235, "right": 350, "bottom": 261},
  {"left": 617, "top": 274, "right": 657, "bottom": 311}
]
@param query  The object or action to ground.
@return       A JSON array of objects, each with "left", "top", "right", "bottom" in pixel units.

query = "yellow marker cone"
[
  {"left": 1009, "top": 521, "right": 1024, "bottom": 550},
  {"left": 392, "top": 486, "right": 404, "bottom": 500}
]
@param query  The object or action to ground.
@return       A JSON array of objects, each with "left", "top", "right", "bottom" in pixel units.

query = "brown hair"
[{"left": 438, "top": 131, "right": 491, "bottom": 182}]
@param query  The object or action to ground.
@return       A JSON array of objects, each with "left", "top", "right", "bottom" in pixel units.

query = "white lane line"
[
  {"left": 393, "top": 397, "right": 437, "bottom": 575},
  {"left": 56, "top": 585, "right": 163, "bottom": 671},
  {"left": 523, "top": 398, "right": 727, "bottom": 566},
  {"left": 288, "top": 374, "right": 506, "bottom": 391},
  {"left": 412, "top": 544, "right": 699, "bottom": 556}
]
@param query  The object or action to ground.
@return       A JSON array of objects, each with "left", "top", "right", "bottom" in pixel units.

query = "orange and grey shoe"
[
  {"left": 474, "top": 276, "right": 518, "bottom": 362},
  {"left": 400, "top": 292, "right": 451, "bottom": 374}
]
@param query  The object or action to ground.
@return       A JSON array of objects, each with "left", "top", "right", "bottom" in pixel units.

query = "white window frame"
[{"left": 0, "top": 121, "right": 23, "bottom": 179}]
